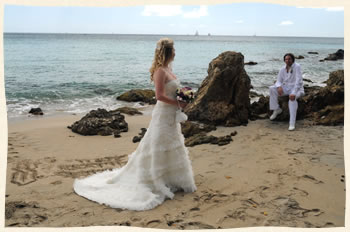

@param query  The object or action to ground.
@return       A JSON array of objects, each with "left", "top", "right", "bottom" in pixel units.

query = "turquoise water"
[{"left": 4, "top": 33, "right": 344, "bottom": 119}]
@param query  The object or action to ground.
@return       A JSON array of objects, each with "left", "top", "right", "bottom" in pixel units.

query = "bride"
[{"left": 73, "top": 38, "right": 197, "bottom": 211}]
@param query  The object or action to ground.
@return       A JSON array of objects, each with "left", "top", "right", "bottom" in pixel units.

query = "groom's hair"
[{"left": 283, "top": 53, "right": 295, "bottom": 63}]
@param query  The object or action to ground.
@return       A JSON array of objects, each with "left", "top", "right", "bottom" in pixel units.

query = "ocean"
[{"left": 4, "top": 33, "right": 344, "bottom": 120}]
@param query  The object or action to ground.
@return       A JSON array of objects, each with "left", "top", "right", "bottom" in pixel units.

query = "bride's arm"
[{"left": 153, "top": 68, "right": 181, "bottom": 107}]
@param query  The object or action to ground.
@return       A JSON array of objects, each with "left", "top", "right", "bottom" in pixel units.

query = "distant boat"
[
  {"left": 208, "top": 33, "right": 211, "bottom": 36},
  {"left": 195, "top": 30, "right": 199, "bottom": 36}
]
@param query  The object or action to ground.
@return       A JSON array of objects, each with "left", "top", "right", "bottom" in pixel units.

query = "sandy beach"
[{"left": 5, "top": 110, "right": 345, "bottom": 229}]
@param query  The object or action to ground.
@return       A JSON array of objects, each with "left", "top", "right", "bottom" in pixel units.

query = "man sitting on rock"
[{"left": 269, "top": 53, "right": 304, "bottom": 131}]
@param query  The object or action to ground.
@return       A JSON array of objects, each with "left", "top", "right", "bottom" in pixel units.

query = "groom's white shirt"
[{"left": 274, "top": 62, "right": 304, "bottom": 95}]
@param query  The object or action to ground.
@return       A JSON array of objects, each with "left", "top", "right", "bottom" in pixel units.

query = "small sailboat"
[{"left": 195, "top": 30, "right": 199, "bottom": 36}]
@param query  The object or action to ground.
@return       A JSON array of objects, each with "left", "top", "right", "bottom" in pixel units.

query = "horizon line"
[{"left": 3, "top": 32, "right": 344, "bottom": 39}]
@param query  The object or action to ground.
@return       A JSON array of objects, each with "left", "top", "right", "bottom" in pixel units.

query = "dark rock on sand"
[
  {"left": 295, "top": 55, "right": 305, "bottom": 59},
  {"left": 113, "top": 107, "right": 143, "bottom": 115},
  {"left": 324, "top": 49, "right": 344, "bottom": 61},
  {"left": 308, "top": 52, "right": 318, "bottom": 54},
  {"left": 68, "top": 108, "right": 128, "bottom": 136},
  {"left": 181, "top": 121, "right": 216, "bottom": 138},
  {"left": 132, "top": 128, "right": 147, "bottom": 143},
  {"left": 117, "top": 89, "right": 156, "bottom": 104},
  {"left": 29, "top": 108, "right": 44, "bottom": 115},
  {"left": 185, "top": 133, "right": 233, "bottom": 147},
  {"left": 185, "top": 51, "right": 251, "bottom": 126}
]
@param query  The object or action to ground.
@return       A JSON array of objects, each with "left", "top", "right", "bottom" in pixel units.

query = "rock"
[
  {"left": 68, "top": 108, "right": 128, "bottom": 136},
  {"left": 245, "top": 61, "right": 258, "bottom": 65},
  {"left": 132, "top": 128, "right": 147, "bottom": 143},
  {"left": 181, "top": 121, "right": 216, "bottom": 138},
  {"left": 132, "top": 136, "right": 141, "bottom": 143},
  {"left": 295, "top": 55, "right": 305, "bottom": 59},
  {"left": 112, "top": 107, "right": 143, "bottom": 115},
  {"left": 324, "top": 49, "right": 344, "bottom": 61},
  {"left": 117, "top": 89, "right": 156, "bottom": 104},
  {"left": 185, "top": 51, "right": 251, "bottom": 126},
  {"left": 308, "top": 52, "right": 318, "bottom": 54},
  {"left": 230, "top": 131, "right": 237, "bottom": 136},
  {"left": 313, "top": 105, "right": 344, "bottom": 126},
  {"left": 250, "top": 95, "right": 270, "bottom": 119},
  {"left": 29, "top": 108, "right": 43, "bottom": 115},
  {"left": 185, "top": 133, "right": 233, "bottom": 147},
  {"left": 326, "top": 70, "right": 344, "bottom": 86}
]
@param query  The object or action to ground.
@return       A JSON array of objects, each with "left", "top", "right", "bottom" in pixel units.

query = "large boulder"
[
  {"left": 29, "top": 108, "right": 44, "bottom": 115},
  {"left": 68, "top": 108, "right": 128, "bottom": 136},
  {"left": 117, "top": 89, "right": 156, "bottom": 104},
  {"left": 184, "top": 51, "right": 251, "bottom": 126},
  {"left": 324, "top": 49, "right": 344, "bottom": 61}
]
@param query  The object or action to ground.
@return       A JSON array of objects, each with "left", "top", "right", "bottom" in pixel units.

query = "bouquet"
[{"left": 176, "top": 87, "right": 195, "bottom": 103}]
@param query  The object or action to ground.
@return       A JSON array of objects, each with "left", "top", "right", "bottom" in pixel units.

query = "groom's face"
[{"left": 284, "top": 55, "right": 293, "bottom": 67}]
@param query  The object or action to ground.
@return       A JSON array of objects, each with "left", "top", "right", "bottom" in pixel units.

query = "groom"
[{"left": 269, "top": 53, "right": 304, "bottom": 131}]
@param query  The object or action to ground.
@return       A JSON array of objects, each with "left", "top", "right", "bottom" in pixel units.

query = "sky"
[{"left": 3, "top": 3, "right": 344, "bottom": 37}]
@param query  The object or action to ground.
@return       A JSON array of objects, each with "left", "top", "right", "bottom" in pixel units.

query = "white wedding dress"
[{"left": 73, "top": 79, "right": 196, "bottom": 211}]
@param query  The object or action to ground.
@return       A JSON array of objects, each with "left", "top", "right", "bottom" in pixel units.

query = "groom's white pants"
[{"left": 269, "top": 85, "right": 304, "bottom": 125}]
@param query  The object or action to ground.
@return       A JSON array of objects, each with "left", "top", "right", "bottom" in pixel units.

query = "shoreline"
[{"left": 5, "top": 111, "right": 345, "bottom": 228}]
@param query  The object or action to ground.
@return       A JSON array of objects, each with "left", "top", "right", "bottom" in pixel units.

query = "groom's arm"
[
  {"left": 275, "top": 68, "right": 283, "bottom": 87},
  {"left": 291, "top": 64, "right": 303, "bottom": 96}
]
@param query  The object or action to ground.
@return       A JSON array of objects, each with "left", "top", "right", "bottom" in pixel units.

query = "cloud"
[
  {"left": 142, "top": 5, "right": 183, "bottom": 17},
  {"left": 326, "top": 7, "right": 344, "bottom": 12},
  {"left": 279, "top": 20, "right": 294, "bottom": 26},
  {"left": 142, "top": 5, "right": 208, "bottom": 18},
  {"left": 297, "top": 6, "right": 344, "bottom": 12},
  {"left": 183, "top": 6, "right": 208, "bottom": 18},
  {"left": 235, "top": 20, "right": 244, "bottom": 24}
]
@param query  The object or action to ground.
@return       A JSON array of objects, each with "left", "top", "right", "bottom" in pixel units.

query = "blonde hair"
[{"left": 149, "top": 38, "right": 174, "bottom": 81}]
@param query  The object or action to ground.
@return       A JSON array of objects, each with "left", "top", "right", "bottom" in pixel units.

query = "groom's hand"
[
  {"left": 289, "top": 94, "right": 296, "bottom": 101},
  {"left": 277, "top": 87, "right": 283, "bottom": 96}
]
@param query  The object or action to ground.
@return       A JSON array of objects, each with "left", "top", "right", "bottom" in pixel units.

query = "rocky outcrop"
[
  {"left": 185, "top": 133, "right": 236, "bottom": 147},
  {"left": 29, "top": 108, "right": 44, "bottom": 115},
  {"left": 185, "top": 51, "right": 251, "bottom": 126},
  {"left": 308, "top": 52, "right": 318, "bottom": 54},
  {"left": 323, "top": 49, "right": 344, "bottom": 61},
  {"left": 250, "top": 70, "right": 344, "bottom": 125},
  {"left": 117, "top": 89, "right": 156, "bottom": 104},
  {"left": 113, "top": 107, "right": 142, "bottom": 115},
  {"left": 295, "top": 55, "right": 305, "bottom": 59},
  {"left": 180, "top": 121, "right": 216, "bottom": 138},
  {"left": 68, "top": 108, "right": 128, "bottom": 136}
]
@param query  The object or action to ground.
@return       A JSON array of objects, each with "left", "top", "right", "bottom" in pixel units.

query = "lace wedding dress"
[{"left": 73, "top": 79, "right": 196, "bottom": 211}]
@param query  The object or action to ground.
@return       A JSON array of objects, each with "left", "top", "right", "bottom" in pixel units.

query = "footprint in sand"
[
  {"left": 146, "top": 219, "right": 162, "bottom": 228},
  {"left": 56, "top": 155, "right": 128, "bottom": 178},
  {"left": 301, "top": 175, "right": 323, "bottom": 184},
  {"left": 177, "top": 221, "right": 216, "bottom": 230},
  {"left": 292, "top": 187, "right": 309, "bottom": 197},
  {"left": 11, "top": 160, "right": 39, "bottom": 186},
  {"left": 5, "top": 201, "right": 48, "bottom": 226}
]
